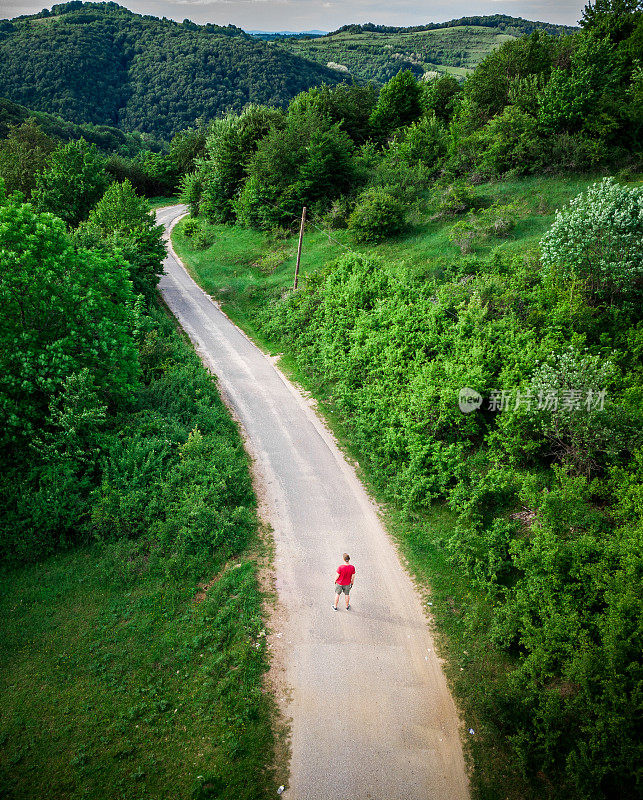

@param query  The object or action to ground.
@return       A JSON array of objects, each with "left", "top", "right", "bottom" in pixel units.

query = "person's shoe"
[
  {"left": 332, "top": 604, "right": 338, "bottom": 611},
  {"left": 346, "top": 604, "right": 351, "bottom": 610}
]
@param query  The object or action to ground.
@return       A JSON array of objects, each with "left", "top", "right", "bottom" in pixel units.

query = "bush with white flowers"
[{"left": 540, "top": 177, "right": 643, "bottom": 300}]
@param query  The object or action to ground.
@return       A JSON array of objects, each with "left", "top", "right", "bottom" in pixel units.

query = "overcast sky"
[{"left": 1, "top": 0, "right": 587, "bottom": 30}]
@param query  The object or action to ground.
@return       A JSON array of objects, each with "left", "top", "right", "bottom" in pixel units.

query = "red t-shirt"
[{"left": 336, "top": 564, "right": 355, "bottom": 585}]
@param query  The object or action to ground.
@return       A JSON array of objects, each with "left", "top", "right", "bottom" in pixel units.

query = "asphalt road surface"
[{"left": 157, "top": 205, "right": 469, "bottom": 800}]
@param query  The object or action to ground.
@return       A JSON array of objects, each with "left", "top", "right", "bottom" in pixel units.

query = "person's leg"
[
  {"left": 345, "top": 588, "right": 350, "bottom": 608},
  {"left": 334, "top": 591, "right": 340, "bottom": 609}
]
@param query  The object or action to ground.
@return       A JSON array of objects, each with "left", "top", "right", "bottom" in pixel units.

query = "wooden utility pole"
[{"left": 293, "top": 206, "right": 307, "bottom": 290}]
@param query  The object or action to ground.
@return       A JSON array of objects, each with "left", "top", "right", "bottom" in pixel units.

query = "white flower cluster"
[{"left": 540, "top": 177, "right": 643, "bottom": 295}]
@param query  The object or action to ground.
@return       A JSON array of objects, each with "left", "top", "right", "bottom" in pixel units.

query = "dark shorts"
[{"left": 335, "top": 583, "right": 351, "bottom": 595}]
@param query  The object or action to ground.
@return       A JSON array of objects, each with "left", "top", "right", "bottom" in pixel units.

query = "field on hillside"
[{"left": 275, "top": 26, "right": 516, "bottom": 82}]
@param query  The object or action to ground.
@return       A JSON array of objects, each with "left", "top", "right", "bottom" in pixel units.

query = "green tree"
[
  {"left": 288, "top": 83, "right": 378, "bottom": 143},
  {"left": 235, "top": 110, "right": 355, "bottom": 228},
  {"left": 296, "top": 122, "right": 355, "bottom": 206},
  {"left": 422, "top": 75, "right": 461, "bottom": 123},
  {"left": 0, "top": 194, "right": 140, "bottom": 448},
  {"left": 137, "top": 151, "right": 179, "bottom": 196},
  {"left": 537, "top": 33, "right": 625, "bottom": 136},
  {"left": 0, "top": 119, "right": 56, "bottom": 196},
  {"left": 465, "top": 31, "right": 555, "bottom": 120},
  {"left": 387, "top": 113, "right": 448, "bottom": 168},
  {"left": 32, "top": 138, "right": 108, "bottom": 227},
  {"left": 369, "top": 70, "right": 423, "bottom": 139},
  {"left": 580, "top": 0, "right": 642, "bottom": 43},
  {"left": 169, "top": 123, "right": 209, "bottom": 175},
  {"left": 76, "top": 180, "right": 166, "bottom": 297},
  {"left": 197, "top": 105, "right": 284, "bottom": 223}
]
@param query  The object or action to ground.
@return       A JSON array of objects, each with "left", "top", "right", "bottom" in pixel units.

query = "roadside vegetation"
[
  {"left": 175, "top": 3, "right": 643, "bottom": 798},
  {"left": 0, "top": 108, "right": 209, "bottom": 200},
  {"left": 0, "top": 142, "right": 279, "bottom": 796}
]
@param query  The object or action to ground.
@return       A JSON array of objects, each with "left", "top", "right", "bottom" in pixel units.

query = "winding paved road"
[{"left": 157, "top": 205, "right": 469, "bottom": 800}]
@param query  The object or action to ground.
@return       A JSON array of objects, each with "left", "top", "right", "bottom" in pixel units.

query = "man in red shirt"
[{"left": 333, "top": 553, "right": 355, "bottom": 610}]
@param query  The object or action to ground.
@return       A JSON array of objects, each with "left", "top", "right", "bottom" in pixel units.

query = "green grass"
[
  {"left": 0, "top": 546, "right": 278, "bottom": 799},
  {"left": 0, "top": 309, "right": 283, "bottom": 800},
  {"left": 173, "top": 175, "right": 602, "bottom": 322}
]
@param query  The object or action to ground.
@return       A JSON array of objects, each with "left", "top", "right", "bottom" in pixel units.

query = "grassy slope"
[
  {"left": 274, "top": 26, "right": 516, "bottom": 82},
  {"left": 172, "top": 176, "right": 596, "bottom": 339},
  {"left": 0, "top": 310, "right": 281, "bottom": 800},
  {"left": 171, "top": 174, "right": 610, "bottom": 799}
]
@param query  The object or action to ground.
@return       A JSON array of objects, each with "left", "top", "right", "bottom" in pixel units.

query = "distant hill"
[
  {"left": 248, "top": 30, "right": 327, "bottom": 37},
  {"left": 274, "top": 15, "right": 579, "bottom": 83},
  {"left": 0, "top": 2, "right": 344, "bottom": 140}
]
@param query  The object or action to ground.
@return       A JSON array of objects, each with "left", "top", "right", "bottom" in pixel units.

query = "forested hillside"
[
  {"left": 274, "top": 15, "right": 577, "bottom": 82},
  {"left": 176, "top": 2, "right": 643, "bottom": 797},
  {"left": 0, "top": 97, "right": 158, "bottom": 156},
  {"left": 0, "top": 1, "right": 344, "bottom": 139}
]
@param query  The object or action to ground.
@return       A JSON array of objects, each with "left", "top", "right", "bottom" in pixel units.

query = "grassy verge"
[
  {"left": 0, "top": 307, "right": 282, "bottom": 800},
  {"left": 170, "top": 173, "right": 616, "bottom": 799}
]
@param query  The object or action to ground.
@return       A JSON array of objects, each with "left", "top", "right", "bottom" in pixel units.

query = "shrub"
[
  {"left": 180, "top": 170, "right": 203, "bottom": 218},
  {"left": 320, "top": 196, "right": 354, "bottom": 230},
  {"left": 540, "top": 177, "right": 643, "bottom": 301},
  {"left": 448, "top": 204, "right": 518, "bottom": 253},
  {"left": 183, "top": 217, "right": 199, "bottom": 237},
  {"left": 434, "top": 181, "right": 480, "bottom": 217},
  {"left": 387, "top": 113, "right": 448, "bottom": 168},
  {"left": 0, "top": 195, "right": 139, "bottom": 449},
  {"left": 348, "top": 187, "right": 405, "bottom": 242},
  {"left": 369, "top": 69, "right": 423, "bottom": 138},
  {"left": 0, "top": 120, "right": 56, "bottom": 196},
  {"left": 523, "top": 347, "right": 638, "bottom": 476}
]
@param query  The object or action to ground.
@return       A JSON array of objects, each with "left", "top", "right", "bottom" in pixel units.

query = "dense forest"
[
  {"left": 0, "top": 2, "right": 344, "bottom": 139},
  {"left": 177, "top": 2, "right": 643, "bottom": 797},
  {"left": 0, "top": 95, "right": 215, "bottom": 198},
  {"left": 0, "top": 97, "right": 160, "bottom": 157},
  {"left": 328, "top": 15, "right": 577, "bottom": 37}
]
